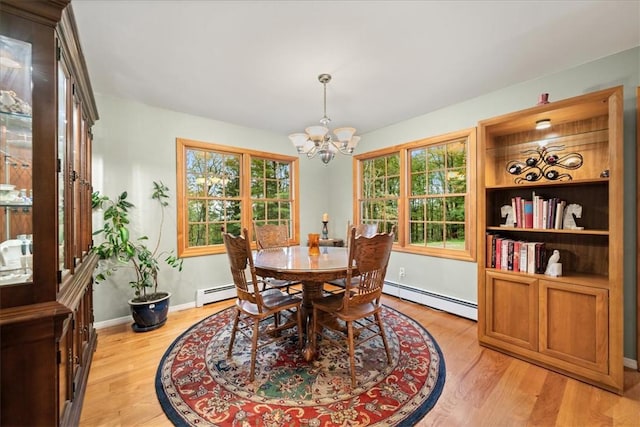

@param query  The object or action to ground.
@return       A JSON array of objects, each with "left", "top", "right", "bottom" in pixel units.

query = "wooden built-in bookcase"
[{"left": 477, "top": 87, "right": 624, "bottom": 393}]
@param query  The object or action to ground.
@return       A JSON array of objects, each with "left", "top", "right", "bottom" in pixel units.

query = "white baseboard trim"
[
  {"left": 383, "top": 280, "right": 478, "bottom": 321},
  {"left": 624, "top": 357, "right": 638, "bottom": 370}
]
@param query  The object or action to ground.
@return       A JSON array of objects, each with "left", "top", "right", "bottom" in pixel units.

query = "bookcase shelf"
[
  {"left": 477, "top": 86, "right": 624, "bottom": 394},
  {"left": 485, "top": 268, "right": 609, "bottom": 289},
  {"left": 486, "top": 226, "right": 609, "bottom": 236}
]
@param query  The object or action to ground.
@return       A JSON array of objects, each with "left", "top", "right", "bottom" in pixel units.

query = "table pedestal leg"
[{"left": 301, "top": 281, "right": 323, "bottom": 361}]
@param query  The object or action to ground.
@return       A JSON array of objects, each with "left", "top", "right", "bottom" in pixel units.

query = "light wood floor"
[{"left": 79, "top": 294, "right": 640, "bottom": 426}]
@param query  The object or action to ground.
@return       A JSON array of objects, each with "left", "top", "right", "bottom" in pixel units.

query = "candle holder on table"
[{"left": 321, "top": 221, "right": 329, "bottom": 240}]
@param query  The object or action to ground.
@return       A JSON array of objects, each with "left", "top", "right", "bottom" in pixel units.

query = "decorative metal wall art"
[{"left": 506, "top": 145, "right": 583, "bottom": 183}]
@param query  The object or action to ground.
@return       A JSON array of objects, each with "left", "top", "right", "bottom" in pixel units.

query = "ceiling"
[{"left": 71, "top": 1, "right": 640, "bottom": 138}]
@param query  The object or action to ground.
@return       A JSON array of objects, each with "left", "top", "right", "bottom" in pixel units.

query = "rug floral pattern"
[{"left": 156, "top": 306, "right": 445, "bottom": 426}]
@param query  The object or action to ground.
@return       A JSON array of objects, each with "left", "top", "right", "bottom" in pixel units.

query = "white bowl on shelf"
[
  {"left": 0, "top": 184, "right": 15, "bottom": 191},
  {"left": 0, "top": 190, "right": 19, "bottom": 202}
]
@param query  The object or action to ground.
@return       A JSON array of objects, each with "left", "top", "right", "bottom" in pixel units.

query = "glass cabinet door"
[
  {"left": 0, "top": 34, "right": 33, "bottom": 286},
  {"left": 58, "top": 61, "right": 68, "bottom": 276}
]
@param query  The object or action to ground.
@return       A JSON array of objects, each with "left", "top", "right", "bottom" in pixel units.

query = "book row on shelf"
[
  {"left": 486, "top": 233, "right": 548, "bottom": 274},
  {"left": 505, "top": 194, "right": 573, "bottom": 230}
]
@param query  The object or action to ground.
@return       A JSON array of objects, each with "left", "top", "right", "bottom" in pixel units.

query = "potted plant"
[{"left": 92, "top": 181, "right": 183, "bottom": 332}]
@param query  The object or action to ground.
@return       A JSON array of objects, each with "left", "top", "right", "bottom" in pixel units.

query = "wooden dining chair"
[
  {"left": 223, "top": 228, "right": 304, "bottom": 382},
  {"left": 351, "top": 222, "right": 379, "bottom": 244},
  {"left": 311, "top": 225, "right": 395, "bottom": 387},
  {"left": 325, "top": 221, "right": 379, "bottom": 291},
  {"left": 253, "top": 222, "right": 302, "bottom": 294}
]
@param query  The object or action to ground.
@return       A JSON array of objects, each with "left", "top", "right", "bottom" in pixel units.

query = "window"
[
  {"left": 251, "top": 157, "right": 293, "bottom": 229},
  {"left": 177, "top": 138, "right": 299, "bottom": 257},
  {"left": 355, "top": 128, "right": 476, "bottom": 261},
  {"left": 359, "top": 152, "right": 401, "bottom": 236}
]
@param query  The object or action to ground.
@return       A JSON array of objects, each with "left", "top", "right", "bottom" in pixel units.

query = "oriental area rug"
[{"left": 156, "top": 305, "right": 445, "bottom": 426}]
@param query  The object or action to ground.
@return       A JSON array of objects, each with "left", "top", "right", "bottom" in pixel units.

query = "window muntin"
[
  {"left": 177, "top": 138, "right": 298, "bottom": 257},
  {"left": 355, "top": 129, "right": 476, "bottom": 261}
]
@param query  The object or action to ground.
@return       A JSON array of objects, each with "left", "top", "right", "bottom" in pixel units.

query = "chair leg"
[
  {"left": 274, "top": 312, "right": 280, "bottom": 328},
  {"left": 227, "top": 309, "right": 240, "bottom": 358},
  {"left": 250, "top": 319, "right": 260, "bottom": 382},
  {"left": 347, "top": 320, "right": 356, "bottom": 388},
  {"left": 375, "top": 312, "right": 392, "bottom": 364}
]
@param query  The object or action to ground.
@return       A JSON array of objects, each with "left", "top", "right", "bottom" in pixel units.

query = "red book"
[
  {"left": 495, "top": 237, "right": 503, "bottom": 270},
  {"left": 524, "top": 201, "right": 534, "bottom": 228}
]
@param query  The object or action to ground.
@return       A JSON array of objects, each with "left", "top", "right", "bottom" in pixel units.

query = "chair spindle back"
[
  {"left": 222, "top": 228, "right": 264, "bottom": 310},
  {"left": 344, "top": 225, "right": 395, "bottom": 309},
  {"left": 254, "top": 223, "right": 290, "bottom": 249}
]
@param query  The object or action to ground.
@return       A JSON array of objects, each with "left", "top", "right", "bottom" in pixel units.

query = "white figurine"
[
  {"left": 500, "top": 205, "right": 515, "bottom": 227},
  {"left": 545, "top": 250, "right": 561, "bottom": 276},
  {"left": 563, "top": 203, "right": 583, "bottom": 230}
]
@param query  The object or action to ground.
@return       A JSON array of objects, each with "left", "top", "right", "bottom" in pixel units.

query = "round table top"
[{"left": 254, "top": 246, "right": 349, "bottom": 273}]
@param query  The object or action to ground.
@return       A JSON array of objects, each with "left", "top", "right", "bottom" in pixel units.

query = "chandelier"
[{"left": 288, "top": 73, "right": 360, "bottom": 165}]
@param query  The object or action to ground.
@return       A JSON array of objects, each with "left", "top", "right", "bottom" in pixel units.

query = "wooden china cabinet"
[
  {"left": 0, "top": 1, "right": 99, "bottom": 425},
  {"left": 477, "top": 87, "right": 624, "bottom": 393}
]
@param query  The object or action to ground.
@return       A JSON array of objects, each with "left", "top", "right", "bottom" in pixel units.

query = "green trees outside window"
[
  {"left": 409, "top": 137, "right": 467, "bottom": 249},
  {"left": 360, "top": 153, "right": 400, "bottom": 236},
  {"left": 177, "top": 138, "right": 299, "bottom": 257},
  {"left": 251, "top": 157, "right": 293, "bottom": 236},
  {"left": 185, "top": 149, "right": 242, "bottom": 246},
  {"left": 355, "top": 128, "right": 476, "bottom": 261}
]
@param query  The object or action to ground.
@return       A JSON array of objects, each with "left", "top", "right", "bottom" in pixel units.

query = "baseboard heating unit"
[
  {"left": 195, "top": 284, "right": 236, "bottom": 307},
  {"left": 383, "top": 280, "right": 478, "bottom": 321}
]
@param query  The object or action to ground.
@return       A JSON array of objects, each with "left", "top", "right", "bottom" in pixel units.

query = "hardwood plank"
[{"left": 80, "top": 296, "right": 640, "bottom": 426}]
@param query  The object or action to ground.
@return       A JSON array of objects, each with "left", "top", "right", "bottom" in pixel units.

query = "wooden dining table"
[{"left": 253, "top": 245, "right": 351, "bottom": 335}]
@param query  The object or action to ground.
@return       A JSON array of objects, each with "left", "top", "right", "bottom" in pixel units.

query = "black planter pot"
[{"left": 128, "top": 292, "right": 171, "bottom": 332}]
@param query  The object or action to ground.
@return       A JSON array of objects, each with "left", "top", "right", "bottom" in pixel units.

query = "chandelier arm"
[
  {"left": 334, "top": 142, "right": 354, "bottom": 156},
  {"left": 306, "top": 145, "right": 319, "bottom": 159},
  {"left": 332, "top": 141, "right": 353, "bottom": 155}
]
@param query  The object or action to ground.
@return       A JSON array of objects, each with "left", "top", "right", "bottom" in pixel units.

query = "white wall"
[
  {"left": 91, "top": 97, "right": 330, "bottom": 321},
  {"left": 92, "top": 47, "right": 638, "bottom": 359}
]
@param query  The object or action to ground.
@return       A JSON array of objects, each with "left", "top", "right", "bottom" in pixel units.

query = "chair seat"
[
  {"left": 266, "top": 277, "right": 302, "bottom": 288},
  {"left": 326, "top": 276, "right": 361, "bottom": 288},
  {"left": 237, "top": 289, "right": 300, "bottom": 314},
  {"left": 314, "top": 294, "right": 378, "bottom": 321},
  {"left": 262, "top": 290, "right": 301, "bottom": 308}
]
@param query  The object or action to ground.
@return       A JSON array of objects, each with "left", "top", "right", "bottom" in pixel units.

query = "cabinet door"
[
  {"left": 58, "top": 318, "right": 73, "bottom": 419},
  {"left": 539, "top": 279, "right": 608, "bottom": 374},
  {"left": 0, "top": 33, "right": 33, "bottom": 286},
  {"left": 58, "top": 56, "right": 71, "bottom": 278},
  {"left": 485, "top": 271, "right": 538, "bottom": 351}
]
